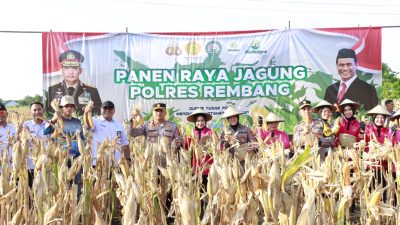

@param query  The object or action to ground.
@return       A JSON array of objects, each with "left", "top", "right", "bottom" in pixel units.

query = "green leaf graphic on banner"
[
  {"left": 113, "top": 50, "right": 148, "bottom": 70},
  {"left": 356, "top": 70, "right": 373, "bottom": 82},
  {"left": 304, "top": 71, "right": 334, "bottom": 99}
]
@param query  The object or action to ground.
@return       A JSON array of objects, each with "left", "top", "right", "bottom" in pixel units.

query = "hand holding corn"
[
  {"left": 131, "top": 105, "right": 144, "bottom": 128},
  {"left": 83, "top": 101, "right": 94, "bottom": 129}
]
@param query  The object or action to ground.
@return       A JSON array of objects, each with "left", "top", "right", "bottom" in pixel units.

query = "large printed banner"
[{"left": 42, "top": 27, "right": 381, "bottom": 131}]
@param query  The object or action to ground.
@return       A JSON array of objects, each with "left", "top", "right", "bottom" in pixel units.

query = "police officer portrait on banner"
[
  {"left": 324, "top": 48, "right": 378, "bottom": 111},
  {"left": 47, "top": 50, "right": 102, "bottom": 115}
]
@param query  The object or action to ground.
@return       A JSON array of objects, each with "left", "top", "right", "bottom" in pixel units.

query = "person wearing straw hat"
[
  {"left": 389, "top": 109, "right": 400, "bottom": 145},
  {"left": 293, "top": 100, "right": 322, "bottom": 150},
  {"left": 257, "top": 112, "right": 290, "bottom": 149},
  {"left": 364, "top": 105, "right": 392, "bottom": 196},
  {"left": 220, "top": 106, "right": 257, "bottom": 159},
  {"left": 313, "top": 100, "right": 338, "bottom": 160},
  {"left": 184, "top": 108, "right": 214, "bottom": 176},
  {"left": 364, "top": 105, "right": 391, "bottom": 148},
  {"left": 184, "top": 108, "right": 213, "bottom": 218},
  {"left": 336, "top": 99, "right": 361, "bottom": 148}
]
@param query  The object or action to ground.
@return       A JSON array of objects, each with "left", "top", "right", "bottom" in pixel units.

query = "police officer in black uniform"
[{"left": 47, "top": 50, "right": 102, "bottom": 115}]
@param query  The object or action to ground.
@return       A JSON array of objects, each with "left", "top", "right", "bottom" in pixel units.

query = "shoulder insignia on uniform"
[{"left": 81, "top": 82, "right": 96, "bottom": 88}]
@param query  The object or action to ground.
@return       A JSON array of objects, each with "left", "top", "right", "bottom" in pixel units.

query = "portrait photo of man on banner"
[
  {"left": 324, "top": 48, "right": 378, "bottom": 110},
  {"left": 46, "top": 49, "right": 102, "bottom": 115}
]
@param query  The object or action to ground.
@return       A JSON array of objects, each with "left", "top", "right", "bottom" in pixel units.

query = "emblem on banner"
[
  {"left": 227, "top": 41, "right": 240, "bottom": 53},
  {"left": 165, "top": 43, "right": 182, "bottom": 56},
  {"left": 205, "top": 41, "right": 222, "bottom": 55},
  {"left": 185, "top": 41, "right": 201, "bottom": 55},
  {"left": 245, "top": 40, "right": 267, "bottom": 54},
  {"left": 250, "top": 40, "right": 261, "bottom": 49}
]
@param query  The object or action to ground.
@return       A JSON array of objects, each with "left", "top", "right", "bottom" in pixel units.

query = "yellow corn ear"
[
  {"left": 369, "top": 191, "right": 381, "bottom": 206},
  {"left": 343, "top": 163, "right": 351, "bottom": 186}
]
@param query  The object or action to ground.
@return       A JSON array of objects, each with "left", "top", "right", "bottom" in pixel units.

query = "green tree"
[
  {"left": 382, "top": 63, "right": 400, "bottom": 100},
  {"left": 17, "top": 95, "right": 43, "bottom": 106}
]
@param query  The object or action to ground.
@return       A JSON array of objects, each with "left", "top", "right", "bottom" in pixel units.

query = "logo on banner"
[
  {"left": 185, "top": 41, "right": 201, "bottom": 55},
  {"left": 205, "top": 41, "right": 222, "bottom": 55},
  {"left": 165, "top": 43, "right": 182, "bottom": 56},
  {"left": 227, "top": 42, "right": 240, "bottom": 53},
  {"left": 246, "top": 40, "right": 267, "bottom": 54}
]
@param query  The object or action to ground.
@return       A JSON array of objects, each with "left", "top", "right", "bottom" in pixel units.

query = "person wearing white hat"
[
  {"left": 220, "top": 107, "right": 257, "bottom": 156},
  {"left": 364, "top": 105, "right": 392, "bottom": 197},
  {"left": 257, "top": 112, "right": 290, "bottom": 149},
  {"left": 185, "top": 109, "right": 213, "bottom": 175},
  {"left": 336, "top": 99, "right": 361, "bottom": 148},
  {"left": 184, "top": 108, "right": 213, "bottom": 218},
  {"left": 364, "top": 105, "right": 391, "bottom": 149},
  {"left": 45, "top": 95, "right": 84, "bottom": 157},
  {"left": 313, "top": 100, "right": 338, "bottom": 160},
  {"left": 44, "top": 95, "right": 84, "bottom": 196},
  {"left": 292, "top": 100, "right": 322, "bottom": 150},
  {"left": 389, "top": 109, "right": 400, "bottom": 145}
]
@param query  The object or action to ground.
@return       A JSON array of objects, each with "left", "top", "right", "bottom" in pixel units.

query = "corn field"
[{"left": 1, "top": 107, "right": 400, "bottom": 224}]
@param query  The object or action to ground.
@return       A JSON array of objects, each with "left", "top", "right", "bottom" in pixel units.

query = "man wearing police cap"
[
  {"left": 47, "top": 50, "right": 102, "bottom": 115},
  {"left": 293, "top": 100, "right": 323, "bottom": 151},
  {"left": 324, "top": 48, "right": 378, "bottom": 110},
  {"left": 130, "top": 103, "right": 182, "bottom": 153}
]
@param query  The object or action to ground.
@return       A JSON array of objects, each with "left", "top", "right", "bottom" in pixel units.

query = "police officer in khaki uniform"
[
  {"left": 130, "top": 103, "right": 182, "bottom": 153},
  {"left": 293, "top": 100, "right": 323, "bottom": 151},
  {"left": 220, "top": 107, "right": 257, "bottom": 160},
  {"left": 130, "top": 102, "right": 181, "bottom": 222},
  {"left": 47, "top": 50, "right": 102, "bottom": 115}
]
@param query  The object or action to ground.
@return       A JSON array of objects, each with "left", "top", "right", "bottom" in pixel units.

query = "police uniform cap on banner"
[
  {"left": 299, "top": 100, "right": 312, "bottom": 109},
  {"left": 339, "top": 99, "right": 360, "bottom": 110},
  {"left": 336, "top": 48, "right": 357, "bottom": 63},
  {"left": 366, "top": 105, "right": 391, "bottom": 117},
  {"left": 187, "top": 108, "right": 212, "bottom": 122},
  {"left": 391, "top": 109, "right": 400, "bottom": 121},
  {"left": 0, "top": 104, "right": 7, "bottom": 111},
  {"left": 313, "top": 100, "right": 337, "bottom": 113},
  {"left": 60, "top": 95, "right": 76, "bottom": 107},
  {"left": 265, "top": 112, "right": 284, "bottom": 123},
  {"left": 222, "top": 107, "right": 243, "bottom": 118},
  {"left": 58, "top": 50, "right": 84, "bottom": 67},
  {"left": 153, "top": 103, "right": 166, "bottom": 111},
  {"left": 101, "top": 101, "right": 115, "bottom": 109}
]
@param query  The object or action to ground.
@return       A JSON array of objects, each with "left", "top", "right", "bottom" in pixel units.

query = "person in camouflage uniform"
[
  {"left": 220, "top": 107, "right": 257, "bottom": 161},
  {"left": 313, "top": 100, "right": 338, "bottom": 161},
  {"left": 293, "top": 100, "right": 323, "bottom": 151}
]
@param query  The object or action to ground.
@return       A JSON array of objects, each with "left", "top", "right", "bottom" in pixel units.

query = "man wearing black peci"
[{"left": 324, "top": 48, "right": 378, "bottom": 111}]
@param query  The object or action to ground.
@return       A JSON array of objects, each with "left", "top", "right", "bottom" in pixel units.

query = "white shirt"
[
  {"left": 23, "top": 119, "right": 49, "bottom": 169},
  {"left": 23, "top": 120, "right": 48, "bottom": 140},
  {"left": 0, "top": 123, "right": 17, "bottom": 171},
  {"left": 337, "top": 75, "right": 357, "bottom": 98},
  {"left": 91, "top": 116, "right": 129, "bottom": 166}
]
